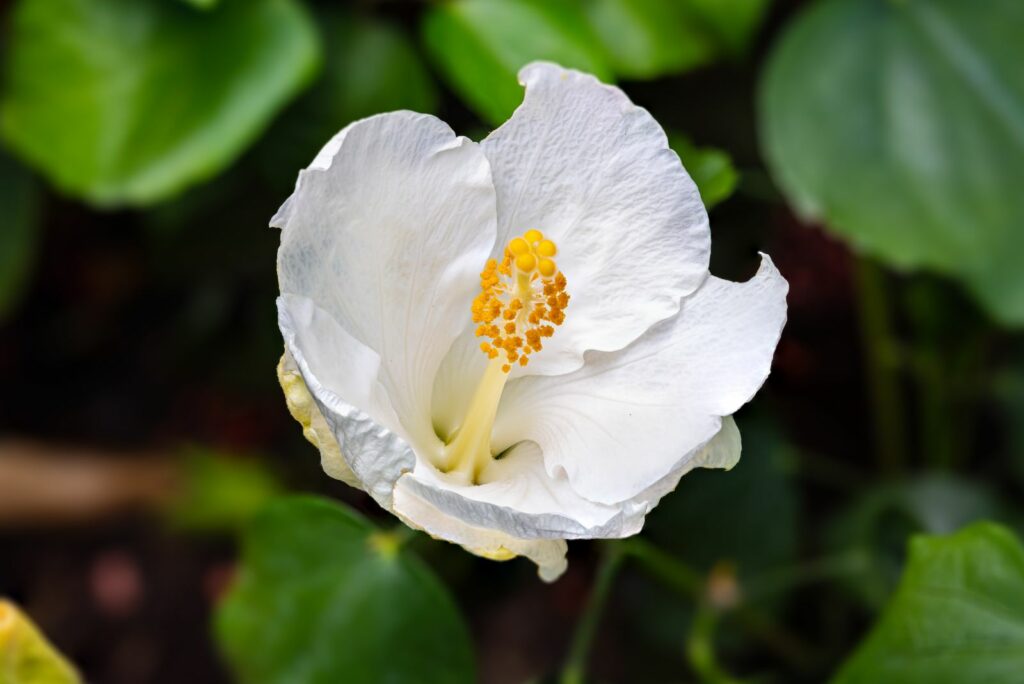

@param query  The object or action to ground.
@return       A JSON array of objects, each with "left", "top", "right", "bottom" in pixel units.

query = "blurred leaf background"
[{"left": 1, "top": 0, "right": 1023, "bottom": 683}]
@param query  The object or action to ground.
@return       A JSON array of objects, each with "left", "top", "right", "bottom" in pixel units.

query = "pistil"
[
  {"left": 440, "top": 230, "right": 570, "bottom": 485},
  {"left": 439, "top": 356, "right": 510, "bottom": 483}
]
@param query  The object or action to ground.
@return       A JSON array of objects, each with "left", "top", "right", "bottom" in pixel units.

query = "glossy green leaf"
[
  {"left": 583, "top": 0, "right": 717, "bottom": 79},
  {"left": 832, "top": 522, "right": 1024, "bottom": 684},
  {"left": 760, "top": 0, "right": 1024, "bottom": 325},
  {"left": 216, "top": 496, "right": 474, "bottom": 684},
  {"left": 0, "top": 151, "right": 39, "bottom": 319},
  {"left": 584, "top": 0, "right": 770, "bottom": 78},
  {"left": 0, "top": 0, "right": 320, "bottom": 207},
  {"left": 422, "top": 0, "right": 611, "bottom": 126},
  {"left": 670, "top": 134, "right": 740, "bottom": 209}
]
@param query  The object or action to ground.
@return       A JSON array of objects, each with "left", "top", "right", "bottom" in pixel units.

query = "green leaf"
[
  {"left": 422, "top": 0, "right": 611, "bottom": 126},
  {"left": 832, "top": 522, "right": 1024, "bottom": 684},
  {"left": 216, "top": 496, "right": 475, "bottom": 684},
  {"left": 685, "top": 0, "right": 771, "bottom": 56},
  {"left": 327, "top": 16, "right": 436, "bottom": 123},
  {"left": 583, "top": 0, "right": 717, "bottom": 79},
  {"left": 760, "top": 0, "right": 1024, "bottom": 325},
  {"left": 166, "top": 448, "right": 284, "bottom": 533},
  {"left": 258, "top": 12, "right": 438, "bottom": 192},
  {"left": 583, "top": 0, "right": 770, "bottom": 79},
  {"left": 670, "top": 134, "right": 740, "bottom": 209},
  {"left": 0, "top": 151, "right": 39, "bottom": 319},
  {"left": 0, "top": 0, "right": 320, "bottom": 207},
  {"left": 179, "top": 0, "right": 220, "bottom": 10}
]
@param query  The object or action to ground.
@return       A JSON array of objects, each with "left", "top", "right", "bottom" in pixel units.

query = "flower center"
[
  {"left": 438, "top": 230, "right": 570, "bottom": 484},
  {"left": 472, "top": 229, "right": 569, "bottom": 373}
]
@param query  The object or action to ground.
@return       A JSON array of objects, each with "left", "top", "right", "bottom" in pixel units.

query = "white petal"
[
  {"left": 401, "top": 441, "right": 645, "bottom": 540},
  {"left": 394, "top": 415, "right": 741, "bottom": 550},
  {"left": 482, "top": 62, "right": 710, "bottom": 375},
  {"left": 494, "top": 256, "right": 787, "bottom": 505},
  {"left": 269, "top": 126, "right": 353, "bottom": 229},
  {"left": 279, "top": 295, "right": 415, "bottom": 506},
  {"left": 393, "top": 476, "right": 569, "bottom": 582},
  {"left": 688, "top": 413, "right": 742, "bottom": 471},
  {"left": 631, "top": 415, "right": 742, "bottom": 510},
  {"left": 276, "top": 111, "right": 498, "bottom": 455}
]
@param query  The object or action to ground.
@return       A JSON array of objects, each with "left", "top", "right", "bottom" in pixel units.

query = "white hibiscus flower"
[{"left": 274, "top": 62, "right": 788, "bottom": 581}]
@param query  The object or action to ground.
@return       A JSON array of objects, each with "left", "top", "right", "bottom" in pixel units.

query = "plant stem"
[
  {"left": 855, "top": 258, "right": 907, "bottom": 475},
  {"left": 742, "top": 549, "right": 872, "bottom": 601},
  {"left": 622, "top": 538, "right": 815, "bottom": 673},
  {"left": 687, "top": 604, "right": 744, "bottom": 684},
  {"left": 559, "top": 545, "right": 625, "bottom": 684}
]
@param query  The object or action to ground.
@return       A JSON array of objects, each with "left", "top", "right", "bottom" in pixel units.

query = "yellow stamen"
[
  {"left": 469, "top": 230, "right": 570, "bottom": 374},
  {"left": 445, "top": 230, "right": 572, "bottom": 484}
]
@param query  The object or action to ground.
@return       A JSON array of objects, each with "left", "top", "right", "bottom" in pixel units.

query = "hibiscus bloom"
[{"left": 274, "top": 62, "right": 787, "bottom": 581}]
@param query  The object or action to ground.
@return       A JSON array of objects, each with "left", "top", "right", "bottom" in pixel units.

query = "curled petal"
[
  {"left": 630, "top": 415, "right": 742, "bottom": 510},
  {"left": 494, "top": 256, "right": 787, "bottom": 505},
  {"left": 393, "top": 475, "right": 568, "bottom": 582},
  {"left": 277, "top": 352, "right": 360, "bottom": 488},
  {"left": 482, "top": 62, "right": 710, "bottom": 375},
  {"left": 402, "top": 441, "right": 644, "bottom": 540},
  {"left": 279, "top": 295, "right": 414, "bottom": 507}
]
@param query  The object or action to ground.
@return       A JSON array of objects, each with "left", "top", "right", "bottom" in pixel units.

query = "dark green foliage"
[
  {"left": 216, "top": 497, "right": 475, "bottom": 684},
  {"left": 0, "top": 0, "right": 320, "bottom": 206},
  {"left": 761, "top": 0, "right": 1024, "bottom": 324},
  {"left": 832, "top": 523, "right": 1024, "bottom": 684}
]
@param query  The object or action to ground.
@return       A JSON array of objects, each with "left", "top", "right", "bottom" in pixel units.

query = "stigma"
[{"left": 471, "top": 230, "right": 570, "bottom": 372}]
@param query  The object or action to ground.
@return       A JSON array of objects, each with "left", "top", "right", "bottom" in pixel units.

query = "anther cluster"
[{"left": 471, "top": 230, "right": 570, "bottom": 373}]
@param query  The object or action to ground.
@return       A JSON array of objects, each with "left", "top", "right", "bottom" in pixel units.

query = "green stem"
[
  {"left": 622, "top": 538, "right": 815, "bottom": 673},
  {"left": 687, "top": 604, "right": 744, "bottom": 684},
  {"left": 559, "top": 545, "right": 625, "bottom": 684},
  {"left": 742, "top": 550, "right": 872, "bottom": 601},
  {"left": 621, "top": 537, "right": 704, "bottom": 595},
  {"left": 855, "top": 258, "right": 908, "bottom": 475}
]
